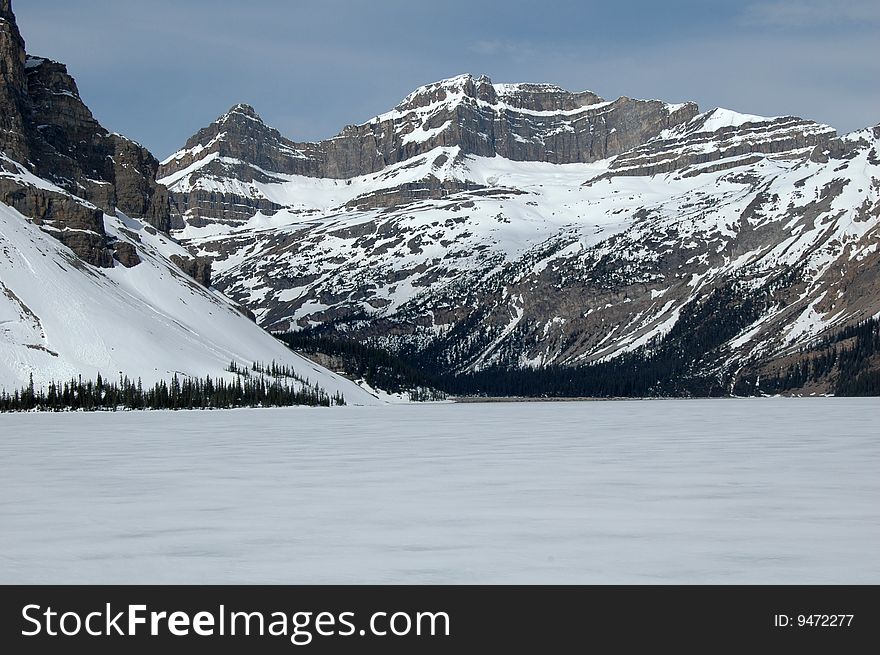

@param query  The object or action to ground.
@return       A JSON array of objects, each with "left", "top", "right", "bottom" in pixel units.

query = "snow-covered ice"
[{"left": 0, "top": 398, "right": 877, "bottom": 584}]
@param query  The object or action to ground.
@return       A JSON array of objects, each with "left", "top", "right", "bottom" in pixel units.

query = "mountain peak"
[
  {"left": 385, "top": 73, "right": 610, "bottom": 120},
  {"left": 426, "top": 73, "right": 491, "bottom": 88},
  {"left": 394, "top": 73, "right": 497, "bottom": 110},
  {"left": 163, "top": 102, "right": 273, "bottom": 165},
  {"left": 220, "top": 103, "right": 263, "bottom": 123},
  {"left": 160, "top": 74, "right": 701, "bottom": 195}
]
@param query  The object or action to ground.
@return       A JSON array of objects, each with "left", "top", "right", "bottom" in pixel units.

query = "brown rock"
[
  {"left": 0, "top": 177, "right": 114, "bottom": 267},
  {"left": 113, "top": 241, "right": 141, "bottom": 268},
  {"left": 0, "top": 0, "right": 28, "bottom": 163},
  {"left": 171, "top": 254, "right": 212, "bottom": 287},
  {"left": 24, "top": 57, "right": 172, "bottom": 232}
]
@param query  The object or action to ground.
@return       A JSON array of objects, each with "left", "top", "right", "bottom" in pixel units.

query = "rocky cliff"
[{"left": 0, "top": 0, "right": 169, "bottom": 267}]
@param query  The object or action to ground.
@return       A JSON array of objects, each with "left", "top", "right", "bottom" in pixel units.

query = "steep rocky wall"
[
  {"left": 0, "top": 176, "right": 113, "bottom": 268},
  {"left": 0, "top": 0, "right": 170, "bottom": 267},
  {"left": 0, "top": 0, "right": 29, "bottom": 163},
  {"left": 24, "top": 57, "right": 171, "bottom": 233},
  {"left": 170, "top": 254, "right": 212, "bottom": 287}
]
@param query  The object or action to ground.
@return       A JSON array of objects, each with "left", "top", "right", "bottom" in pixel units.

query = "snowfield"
[
  {"left": 0, "top": 202, "right": 377, "bottom": 405},
  {"left": 1, "top": 398, "right": 877, "bottom": 584}
]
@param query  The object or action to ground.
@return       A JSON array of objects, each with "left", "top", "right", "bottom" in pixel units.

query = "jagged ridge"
[{"left": 159, "top": 74, "right": 698, "bottom": 224}]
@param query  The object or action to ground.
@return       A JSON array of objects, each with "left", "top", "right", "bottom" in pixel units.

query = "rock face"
[
  {"left": 112, "top": 241, "right": 141, "bottom": 268},
  {"left": 0, "top": 170, "right": 113, "bottom": 268},
  {"left": 162, "top": 76, "right": 698, "bottom": 180},
  {"left": 0, "top": 0, "right": 170, "bottom": 266},
  {"left": 0, "top": 0, "right": 28, "bottom": 163},
  {"left": 159, "top": 75, "right": 698, "bottom": 225}
]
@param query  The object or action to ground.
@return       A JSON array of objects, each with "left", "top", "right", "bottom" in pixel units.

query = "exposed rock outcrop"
[
  {"left": 170, "top": 254, "right": 212, "bottom": 287},
  {"left": 606, "top": 110, "right": 836, "bottom": 179},
  {"left": 24, "top": 56, "right": 171, "bottom": 232},
  {"left": 162, "top": 77, "right": 698, "bottom": 181},
  {"left": 0, "top": 173, "right": 113, "bottom": 268},
  {"left": 0, "top": 0, "right": 28, "bottom": 163},
  {"left": 112, "top": 241, "right": 141, "bottom": 268}
]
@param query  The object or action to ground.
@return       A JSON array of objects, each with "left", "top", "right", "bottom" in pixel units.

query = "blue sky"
[{"left": 14, "top": 0, "right": 880, "bottom": 158}]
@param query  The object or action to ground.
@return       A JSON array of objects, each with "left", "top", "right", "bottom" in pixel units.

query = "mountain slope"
[
  {"left": 0, "top": 200, "right": 371, "bottom": 403},
  {"left": 1, "top": 2, "right": 169, "bottom": 267}
]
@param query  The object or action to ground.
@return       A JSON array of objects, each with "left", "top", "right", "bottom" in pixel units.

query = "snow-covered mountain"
[
  {"left": 3, "top": 0, "right": 877, "bottom": 396},
  {"left": 0, "top": 0, "right": 375, "bottom": 402},
  {"left": 159, "top": 74, "right": 879, "bottom": 389}
]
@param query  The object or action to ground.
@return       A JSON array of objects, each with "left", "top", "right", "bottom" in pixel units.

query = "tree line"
[
  {"left": 0, "top": 366, "right": 344, "bottom": 413},
  {"left": 283, "top": 279, "right": 775, "bottom": 398}
]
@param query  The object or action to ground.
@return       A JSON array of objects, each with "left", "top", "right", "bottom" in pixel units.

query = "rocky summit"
[{"left": 158, "top": 75, "right": 697, "bottom": 225}]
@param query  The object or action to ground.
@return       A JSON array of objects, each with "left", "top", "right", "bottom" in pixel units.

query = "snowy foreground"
[{"left": 1, "top": 398, "right": 877, "bottom": 584}]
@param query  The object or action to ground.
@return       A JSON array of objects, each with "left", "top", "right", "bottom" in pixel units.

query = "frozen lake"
[{"left": 1, "top": 398, "right": 878, "bottom": 584}]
